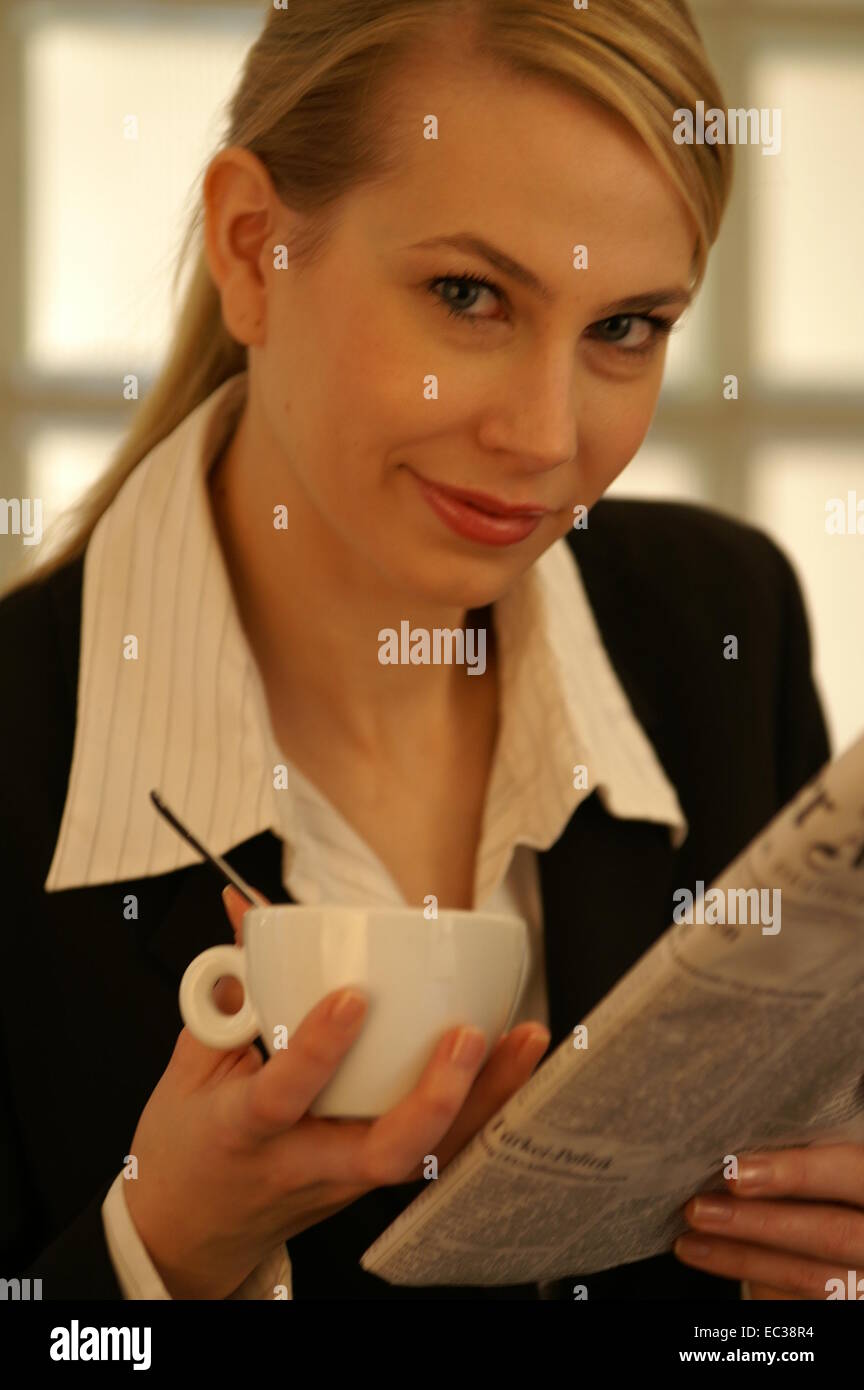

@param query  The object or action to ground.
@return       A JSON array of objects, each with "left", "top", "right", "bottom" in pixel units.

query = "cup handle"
[{"left": 179, "top": 945, "right": 261, "bottom": 1051}]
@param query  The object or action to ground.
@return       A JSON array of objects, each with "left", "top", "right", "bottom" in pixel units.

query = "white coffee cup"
[{"left": 179, "top": 904, "right": 528, "bottom": 1117}]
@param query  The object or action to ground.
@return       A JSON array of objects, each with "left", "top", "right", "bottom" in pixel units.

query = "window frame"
[{"left": 1, "top": 0, "right": 862, "bottom": 586}]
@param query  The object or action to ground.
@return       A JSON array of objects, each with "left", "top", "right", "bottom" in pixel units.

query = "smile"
[{"left": 407, "top": 469, "right": 547, "bottom": 548}]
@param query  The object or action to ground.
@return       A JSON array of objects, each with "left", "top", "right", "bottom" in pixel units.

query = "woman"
[{"left": 2, "top": 0, "right": 859, "bottom": 1302}]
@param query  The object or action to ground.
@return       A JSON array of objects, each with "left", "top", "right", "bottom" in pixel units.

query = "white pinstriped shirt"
[{"left": 44, "top": 371, "right": 697, "bottom": 1301}]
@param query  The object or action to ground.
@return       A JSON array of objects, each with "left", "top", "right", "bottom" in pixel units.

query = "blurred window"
[{"left": 1, "top": 0, "right": 861, "bottom": 747}]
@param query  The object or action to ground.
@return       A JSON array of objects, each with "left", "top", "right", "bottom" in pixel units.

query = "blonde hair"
[{"left": 8, "top": 0, "right": 732, "bottom": 596}]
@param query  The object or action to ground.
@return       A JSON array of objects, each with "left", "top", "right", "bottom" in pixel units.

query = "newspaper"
[{"left": 360, "top": 732, "right": 864, "bottom": 1286}]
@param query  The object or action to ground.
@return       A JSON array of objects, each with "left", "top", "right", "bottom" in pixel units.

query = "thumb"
[
  {"left": 221, "top": 885, "right": 247, "bottom": 943},
  {"left": 221, "top": 884, "right": 271, "bottom": 943}
]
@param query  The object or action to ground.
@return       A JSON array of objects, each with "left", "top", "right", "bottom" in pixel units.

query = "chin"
[{"left": 401, "top": 554, "right": 533, "bottom": 612}]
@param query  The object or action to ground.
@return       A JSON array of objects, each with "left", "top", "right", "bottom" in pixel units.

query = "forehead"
[{"left": 352, "top": 53, "right": 697, "bottom": 291}]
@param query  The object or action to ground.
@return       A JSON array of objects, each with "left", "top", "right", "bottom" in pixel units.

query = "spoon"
[{"left": 149, "top": 789, "right": 268, "bottom": 907}]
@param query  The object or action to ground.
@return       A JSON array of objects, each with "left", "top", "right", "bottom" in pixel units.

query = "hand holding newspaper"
[{"left": 361, "top": 732, "right": 864, "bottom": 1286}]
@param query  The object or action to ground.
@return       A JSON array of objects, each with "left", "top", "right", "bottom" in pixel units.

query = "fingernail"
[
  {"left": 737, "top": 1160, "right": 773, "bottom": 1186},
  {"left": 675, "top": 1236, "right": 713, "bottom": 1260},
  {"left": 330, "top": 989, "right": 366, "bottom": 1026},
  {"left": 518, "top": 1028, "right": 550, "bottom": 1062},
  {"left": 450, "top": 1027, "right": 485, "bottom": 1067},
  {"left": 221, "top": 885, "right": 233, "bottom": 908},
  {"left": 691, "top": 1197, "right": 732, "bottom": 1224}
]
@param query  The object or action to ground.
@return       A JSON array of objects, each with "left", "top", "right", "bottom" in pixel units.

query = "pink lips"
[{"left": 409, "top": 469, "right": 548, "bottom": 547}]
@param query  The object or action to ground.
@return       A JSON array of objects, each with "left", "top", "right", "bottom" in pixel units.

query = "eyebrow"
[{"left": 404, "top": 232, "right": 693, "bottom": 315}]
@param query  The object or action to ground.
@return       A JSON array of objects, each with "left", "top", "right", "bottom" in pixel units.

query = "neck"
[{"left": 207, "top": 412, "right": 497, "bottom": 758}]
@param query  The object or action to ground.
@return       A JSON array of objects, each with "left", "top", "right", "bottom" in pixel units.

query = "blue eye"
[
  {"left": 591, "top": 314, "right": 676, "bottom": 356},
  {"left": 427, "top": 271, "right": 500, "bottom": 323},
  {"left": 427, "top": 271, "right": 677, "bottom": 355}
]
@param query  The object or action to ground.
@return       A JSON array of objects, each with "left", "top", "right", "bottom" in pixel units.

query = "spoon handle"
[{"left": 149, "top": 789, "right": 268, "bottom": 907}]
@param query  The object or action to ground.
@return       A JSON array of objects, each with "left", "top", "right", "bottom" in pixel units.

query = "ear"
[{"left": 202, "top": 146, "right": 279, "bottom": 347}]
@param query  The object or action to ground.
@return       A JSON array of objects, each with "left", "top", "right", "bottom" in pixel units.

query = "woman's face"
[{"left": 224, "top": 55, "right": 697, "bottom": 611}]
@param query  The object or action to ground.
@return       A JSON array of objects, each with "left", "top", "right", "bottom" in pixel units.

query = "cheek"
[{"left": 582, "top": 377, "right": 664, "bottom": 490}]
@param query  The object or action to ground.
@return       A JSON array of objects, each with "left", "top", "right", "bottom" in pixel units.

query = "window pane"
[
  {"left": 751, "top": 48, "right": 864, "bottom": 386},
  {"left": 746, "top": 443, "right": 864, "bottom": 755},
  {"left": 605, "top": 444, "right": 708, "bottom": 503},
  {"left": 659, "top": 247, "right": 716, "bottom": 395},
  {"left": 27, "top": 421, "right": 124, "bottom": 548},
  {"left": 659, "top": 295, "right": 702, "bottom": 394},
  {"left": 23, "top": 9, "right": 259, "bottom": 372}
]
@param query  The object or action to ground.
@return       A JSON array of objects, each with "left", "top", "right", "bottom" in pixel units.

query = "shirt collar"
[
  {"left": 45, "top": 370, "right": 686, "bottom": 893},
  {"left": 472, "top": 533, "right": 687, "bottom": 900}
]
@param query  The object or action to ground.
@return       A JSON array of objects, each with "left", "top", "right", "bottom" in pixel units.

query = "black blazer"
[{"left": 0, "top": 498, "right": 830, "bottom": 1300}]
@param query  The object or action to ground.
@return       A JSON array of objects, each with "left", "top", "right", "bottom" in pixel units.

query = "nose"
[{"left": 476, "top": 340, "right": 579, "bottom": 474}]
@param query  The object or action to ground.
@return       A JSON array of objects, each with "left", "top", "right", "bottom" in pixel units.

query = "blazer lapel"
[
  {"left": 536, "top": 526, "right": 681, "bottom": 1048},
  {"left": 142, "top": 804, "right": 677, "bottom": 1058},
  {"left": 538, "top": 791, "right": 677, "bottom": 1050},
  {"left": 52, "top": 541, "right": 678, "bottom": 1057},
  {"left": 46, "top": 553, "right": 291, "bottom": 990},
  {"left": 142, "top": 829, "right": 289, "bottom": 986}
]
